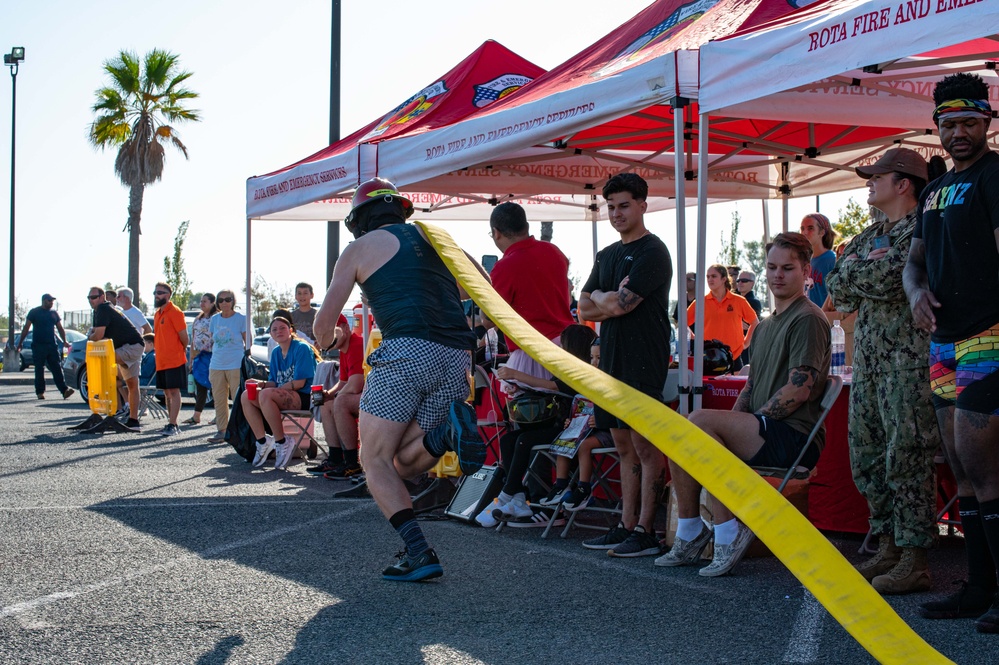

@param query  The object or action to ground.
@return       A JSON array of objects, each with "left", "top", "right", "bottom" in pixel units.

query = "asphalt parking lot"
[{"left": 0, "top": 373, "right": 991, "bottom": 664}]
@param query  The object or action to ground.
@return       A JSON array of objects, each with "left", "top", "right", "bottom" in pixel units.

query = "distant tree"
[
  {"left": 0, "top": 297, "right": 29, "bottom": 336},
  {"left": 833, "top": 197, "right": 871, "bottom": 244},
  {"left": 718, "top": 211, "right": 743, "bottom": 266},
  {"left": 243, "top": 276, "right": 293, "bottom": 329},
  {"left": 742, "top": 239, "right": 769, "bottom": 303},
  {"left": 88, "top": 49, "right": 200, "bottom": 300},
  {"left": 163, "top": 220, "right": 195, "bottom": 309}
]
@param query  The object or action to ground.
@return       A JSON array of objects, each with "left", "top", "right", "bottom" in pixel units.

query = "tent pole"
[
  {"left": 245, "top": 218, "right": 252, "bottom": 348},
  {"left": 782, "top": 196, "right": 790, "bottom": 233},
  {"left": 693, "top": 113, "right": 709, "bottom": 412},
  {"left": 762, "top": 200, "right": 774, "bottom": 312},
  {"left": 326, "top": 0, "right": 342, "bottom": 287},
  {"left": 591, "top": 219, "right": 598, "bottom": 259},
  {"left": 672, "top": 97, "right": 689, "bottom": 415}
]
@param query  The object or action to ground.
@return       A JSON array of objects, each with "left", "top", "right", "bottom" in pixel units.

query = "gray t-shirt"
[
  {"left": 747, "top": 295, "right": 831, "bottom": 450},
  {"left": 290, "top": 307, "right": 317, "bottom": 342}
]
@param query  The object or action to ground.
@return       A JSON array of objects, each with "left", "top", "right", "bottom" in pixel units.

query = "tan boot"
[
  {"left": 872, "top": 547, "right": 932, "bottom": 595},
  {"left": 854, "top": 536, "right": 902, "bottom": 582}
]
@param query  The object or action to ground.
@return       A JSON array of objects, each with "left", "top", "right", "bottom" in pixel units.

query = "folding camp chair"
[
  {"left": 280, "top": 410, "right": 323, "bottom": 460},
  {"left": 473, "top": 364, "right": 509, "bottom": 463},
  {"left": 137, "top": 374, "right": 168, "bottom": 420}
]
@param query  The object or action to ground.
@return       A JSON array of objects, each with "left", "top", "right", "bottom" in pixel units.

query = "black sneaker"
[
  {"left": 124, "top": 418, "right": 141, "bottom": 432},
  {"left": 608, "top": 527, "right": 662, "bottom": 558},
  {"left": 582, "top": 524, "right": 632, "bottom": 550},
  {"left": 977, "top": 598, "right": 999, "bottom": 633},
  {"left": 443, "top": 401, "right": 486, "bottom": 475},
  {"left": 382, "top": 548, "right": 444, "bottom": 582},
  {"left": 307, "top": 459, "right": 339, "bottom": 474},
  {"left": 324, "top": 462, "right": 363, "bottom": 480},
  {"left": 918, "top": 581, "right": 996, "bottom": 620},
  {"left": 36, "top": 394, "right": 44, "bottom": 400}
]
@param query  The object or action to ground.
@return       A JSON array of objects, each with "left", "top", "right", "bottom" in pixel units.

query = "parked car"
[
  {"left": 62, "top": 338, "right": 199, "bottom": 405},
  {"left": 13, "top": 330, "right": 87, "bottom": 371}
]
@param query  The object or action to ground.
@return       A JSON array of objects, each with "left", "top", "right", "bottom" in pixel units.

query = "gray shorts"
[
  {"left": 359, "top": 337, "right": 471, "bottom": 432},
  {"left": 115, "top": 343, "right": 143, "bottom": 381}
]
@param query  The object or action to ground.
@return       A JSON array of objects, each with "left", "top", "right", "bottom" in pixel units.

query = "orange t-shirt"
[
  {"left": 687, "top": 291, "right": 757, "bottom": 358},
  {"left": 154, "top": 301, "right": 188, "bottom": 370}
]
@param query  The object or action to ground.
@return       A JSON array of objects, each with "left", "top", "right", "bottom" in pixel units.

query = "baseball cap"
[
  {"left": 855, "top": 148, "right": 928, "bottom": 181},
  {"left": 41, "top": 293, "right": 55, "bottom": 302}
]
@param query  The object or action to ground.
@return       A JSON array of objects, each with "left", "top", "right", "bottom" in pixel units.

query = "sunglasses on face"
[
  {"left": 87, "top": 294, "right": 101, "bottom": 300},
  {"left": 736, "top": 279, "right": 754, "bottom": 283},
  {"left": 218, "top": 297, "right": 234, "bottom": 303},
  {"left": 153, "top": 291, "right": 169, "bottom": 296}
]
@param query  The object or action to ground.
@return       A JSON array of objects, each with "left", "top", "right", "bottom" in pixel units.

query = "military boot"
[
  {"left": 872, "top": 547, "right": 932, "bottom": 595},
  {"left": 855, "top": 536, "right": 902, "bottom": 582}
]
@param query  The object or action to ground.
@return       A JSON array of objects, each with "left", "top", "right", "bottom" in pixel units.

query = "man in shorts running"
[
  {"left": 904, "top": 72, "right": 999, "bottom": 633},
  {"left": 314, "top": 177, "right": 487, "bottom": 582},
  {"left": 658, "top": 233, "right": 830, "bottom": 577}
]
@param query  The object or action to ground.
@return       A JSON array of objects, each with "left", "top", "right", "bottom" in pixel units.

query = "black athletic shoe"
[
  {"left": 324, "top": 462, "right": 363, "bottom": 480},
  {"left": 307, "top": 459, "right": 339, "bottom": 474},
  {"left": 582, "top": 524, "right": 632, "bottom": 550},
  {"left": 382, "top": 548, "right": 444, "bottom": 582},
  {"left": 124, "top": 418, "right": 141, "bottom": 432},
  {"left": 918, "top": 581, "right": 996, "bottom": 620},
  {"left": 608, "top": 527, "right": 662, "bottom": 558},
  {"left": 977, "top": 598, "right": 999, "bottom": 633},
  {"left": 444, "top": 401, "right": 486, "bottom": 475}
]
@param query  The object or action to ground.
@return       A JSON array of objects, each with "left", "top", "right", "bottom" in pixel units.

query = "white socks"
[
  {"left": 676, "top": 517, "right": 704, "bottom": 541},
  {"left": 714, "top": 518, "right": 739, "bottom": 546}
]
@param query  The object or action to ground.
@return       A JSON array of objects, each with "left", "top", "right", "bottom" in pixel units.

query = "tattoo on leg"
[
  {"left": 960, "top": 410, "right": 993, "bottom": 431},
  {"left": 632, "top": 463, "right": 642, "bottom": 477}
]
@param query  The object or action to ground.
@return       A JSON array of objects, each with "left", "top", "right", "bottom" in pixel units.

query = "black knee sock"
[
  {"left": 390, "top": 508, "right": 429, "bottom": 556},
  {"left": 256, "top": 436, "right": 267, "bottom": 445},
  {"left": 578, "top": 481, "right": 592, "bottom": 494},
  {"left": 553, "top": 478, "right": 569, "bottom": 490},
  {"left": 275, "top": 438, "right": 285, "bottom": 445},
  {"left": 959, "top": 496, "right": 998, "bottom": 591},
  {"left": 344, "top": 448, "right": 359, "bottom": 466},
  {"left": 976, "top": 497, "right": 999, "bottom": 590},
  {"left": 327, "top": 447, "right": 343, "bottom": 464}
]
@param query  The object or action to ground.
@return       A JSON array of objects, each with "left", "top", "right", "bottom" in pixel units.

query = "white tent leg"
[
  {"left": 693, "top": 113, "right": 709, "bottom": 412},
  {"left": 761, "top": 200, "right": 774, "bottom": 312},
  {"left": 591, "top": 220, "right": 598, "bottom": 259},
  {"left": 245, "top": 218, "right": 252, "bottom": 348},
  {"left": 673, "top": 101, "right": 689, "bottom": 415},
  {"left": 782, "top": 196, "right": 790, "bottom": 233}
]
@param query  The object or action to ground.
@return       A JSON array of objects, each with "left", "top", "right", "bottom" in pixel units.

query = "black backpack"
[{"left": 224, "top": 351, "right": 271, "bottom": 462}]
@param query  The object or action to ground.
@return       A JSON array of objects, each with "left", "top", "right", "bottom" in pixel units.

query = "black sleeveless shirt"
[{"left": 360, "top": 223, "right": 476, "bottom": 350}]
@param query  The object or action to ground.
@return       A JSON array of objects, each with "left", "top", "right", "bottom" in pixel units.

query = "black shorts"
[
  {"left": 295, "top": 391, "right": 311, "bottom": 410},
  {"left": 593, "top": 383, "right": 665, "bottom": 430},
  {"left": 156, "top": 364, "right": 187, "bottom": 390},
  {"left": 746, "top": 414, "right": 817, "bottom": 469}
]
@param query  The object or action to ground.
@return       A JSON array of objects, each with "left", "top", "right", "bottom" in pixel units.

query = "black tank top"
[{"left": 360, "top": 223, "right": 476, "bottom": 350}]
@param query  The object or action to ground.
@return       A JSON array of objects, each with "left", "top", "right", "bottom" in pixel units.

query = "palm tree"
[{"left": 88, "top": 49, "right": 200, "bottom": 300}]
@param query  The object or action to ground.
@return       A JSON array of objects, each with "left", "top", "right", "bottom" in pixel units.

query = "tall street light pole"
[
  {"left": 3, "top": 46, "right": 24, "bottom": 373},
  {"left": 326, "top": 1, "right": 341, "bottom": 288}
]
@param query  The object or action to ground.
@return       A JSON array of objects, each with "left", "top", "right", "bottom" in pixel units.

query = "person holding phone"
[{"left": 826, "top": 147, "right": 947, "bottom": 595}]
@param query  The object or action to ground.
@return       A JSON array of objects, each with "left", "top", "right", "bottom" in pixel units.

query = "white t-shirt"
[{"left": 121, "top": 306, "right": 148, "bottom": 332}]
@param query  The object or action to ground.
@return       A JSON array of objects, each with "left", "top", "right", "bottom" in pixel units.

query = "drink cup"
[{"left": 246, "top": 381, "right": 259, "bottom": 401}]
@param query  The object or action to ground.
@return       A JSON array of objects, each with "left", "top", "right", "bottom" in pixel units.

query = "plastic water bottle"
[
  {"left": 484, "top": 328, "right": 498, "bottom": 361},
  {"left": 187, "top": 373, "right": 196, "bottom": 393},
  {"left": 830, "top": 320, "right": 846, "bottom": 376}
]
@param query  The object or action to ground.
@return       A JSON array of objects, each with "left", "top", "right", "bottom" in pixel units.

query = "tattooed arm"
[
  {"left": 732, "top": 376, "right": 754, "bottom": 413},
  {"left": 756, "top": 366, "right": 820, "bottom": 420},
  {"left": 585, "top": 285, "right": 645, "bottom": 319}
]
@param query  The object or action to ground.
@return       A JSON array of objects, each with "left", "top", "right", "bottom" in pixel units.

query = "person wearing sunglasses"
[
  {"left": 152, "top": 283, "right": 190, "bottom": 436},
  {"left": 207, "top": 289, "right": 246, "bottom": 443},
  {"left": 86, "top": 286, "right": 144, "bottom": 430}
]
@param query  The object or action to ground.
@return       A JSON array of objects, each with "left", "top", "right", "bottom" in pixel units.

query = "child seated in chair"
[{"left": 139, "top": 333, "right": 156, "bottom": 386}]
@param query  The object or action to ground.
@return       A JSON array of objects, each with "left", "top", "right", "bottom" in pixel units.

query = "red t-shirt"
[
  {"left": 154, "top": 300, "right": 188, "bottom": 370},
  {"left": 490, "top": 236, "right": 574, "bottom": 351},
  {"left": 339, "top": 333, "right": 364, "bottom": 381}
]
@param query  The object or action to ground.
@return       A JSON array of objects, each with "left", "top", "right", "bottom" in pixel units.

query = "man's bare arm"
[
  {"left": 15, "top": 320, "right": 32, "bottom": 349},
  {"left": 315, "top": 245, "right": 360, "bottom": 350},
  {"left": 578, "top": 292, "right": 608, "bottom": 322},
  {"left": 757, "top": 366, "right": 819, "bottom": 420},
  {"left": 587, "top": 286, "right": 645, "bottom": 318},
  {"left": 902, "top": 237, "right": 939, "bottom": 333},
  {"left": 89, "top": 326, "right": 107, "bottom": 342},
  {"left": 732, "top": 376, "right": 754, "bottom": 413}
]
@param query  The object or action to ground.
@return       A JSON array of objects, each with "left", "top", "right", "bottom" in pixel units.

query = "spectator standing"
[
  {"left": 727, "top": 265, "right": 741, "bottom": 291},
  {"left": 185, "top": 293, "right": 218, "bottom": 426},
  {"left": 207, "top": 289, "right": 246, "bottom": 443},
  {"left": 488, "top": 202, "right": 573, "bottom": 386},
  {"left": 800, "top": 213, "right": 838, "bottom": 307},
  {"left": 291, "top": 282, "right": 318, "bottom": 344},
  {"left": 672, "top": 272, "right": 697, "bottom": 327},
  {"left": 153, "top": 283, "right": 189, "bottom": 436},
  {"left": 904, "top": 73, "right": 999, "bottom": 632},
  {"left": 827, "top": 148, "right": 944, "bottom": 595},
  {"left": 735, "top": 271, "right": 763, "bottom": 366},
  {"left": 87, "top": 287, "right": 144, "bottom": 430},
  {"left": 116, "top": 288, "right": 151, "bottom": 335},
  {"left": 17, "top": 294, "right": 74, "bottom": 400},
  {"left": 686, "top": 264, "right": 759, "bottom": 372},
  {"left": 579, "top": 173, "right": 673, "bottom": 558}
]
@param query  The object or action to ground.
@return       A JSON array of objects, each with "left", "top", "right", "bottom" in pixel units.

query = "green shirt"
[{"left": 747, "top": 295, "right": 831, "bottom": 451}]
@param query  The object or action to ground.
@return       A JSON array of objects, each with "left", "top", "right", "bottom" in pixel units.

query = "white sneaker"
[
  {"left": 699, "top": 522, "right": 754, "bottom": 577},
  {"left": 273, "top": 437, "right": 296, "bottom": 470},
  {"left": 492, "top": 495, "right": 532, "bottom": 521},
  {"left": 253, "top": 435, "right": 276, "bottom": 468},
  {"left": 475, "top": 498, "right": 504, "bottom": 528}
]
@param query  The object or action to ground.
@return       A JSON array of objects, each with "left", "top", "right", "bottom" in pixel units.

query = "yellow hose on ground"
[{"left": 418, "top": 221, "right": 951, "bottom": 665}]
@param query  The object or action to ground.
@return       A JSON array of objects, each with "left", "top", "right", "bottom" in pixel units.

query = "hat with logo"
[{"left": 855, "top": 148, "right": 928, "bottom": 181}]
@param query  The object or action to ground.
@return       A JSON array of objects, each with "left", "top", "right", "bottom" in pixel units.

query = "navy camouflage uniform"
[{"left": 826, "top": 209, "right": 941, "bottom": 549}]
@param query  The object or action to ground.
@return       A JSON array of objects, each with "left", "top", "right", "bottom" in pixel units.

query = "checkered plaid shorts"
[{"left": 359, "top": 337, "right": 471, "bottom": 431}]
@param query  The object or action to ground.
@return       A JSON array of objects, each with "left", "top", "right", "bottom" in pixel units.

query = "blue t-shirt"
[
  {"left": 268, "top": 339, "right": 317, "bottom": 395},
  {"left": 808, "top": 250, "right": 836, "bottom": 308},
  {"left": 26, "top": 306, "right": 61, "bottom": 346},
  {"left": 209, "top": 312, "right": 247, "bottom": 371}
]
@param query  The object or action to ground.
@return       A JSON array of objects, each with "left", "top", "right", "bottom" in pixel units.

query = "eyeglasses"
[
  {"left": 153, "top": 291, "right": 169, "bottom": 296},
  {"left": 218, "top": 297, "right": 234, "bottom": 303},
  {"left": 736, "top": 278, "right": 754, "bottom": 283},
  {"left": 87, "top": 294, "right": 101, "bottom": 300},
  {"left": 486, "top": 229, "right": 495, "bottom": 238}
]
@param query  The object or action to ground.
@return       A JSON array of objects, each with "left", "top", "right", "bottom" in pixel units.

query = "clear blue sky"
[{"left": 0, "top": 0, "right": 865, "bottom": 321}]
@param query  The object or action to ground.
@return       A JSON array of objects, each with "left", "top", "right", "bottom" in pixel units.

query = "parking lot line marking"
[
  {"left": 0, "top": 498, "right": 350, "bottom": 511},
  {"left": 0, "top": 502, "right": 370, "bottom": 618},
  {"left": 783, "top": 589, "right": 823, "bottom": 663}
]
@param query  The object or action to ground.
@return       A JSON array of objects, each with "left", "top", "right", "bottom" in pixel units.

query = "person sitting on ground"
[
  {"left": 139, "top": 333, "right": 156, "bottom": 386},
  {"left": 659, "top": 232, "right": 830, "bottom": 577},
  {"left": 538, "top": 335, "right": 613, "bottom": 513},
  {"left": 307, "top": 315, "right": 365, "bottom": 478},
  {"left": 687, "top": 264, "right": 759, "bottom": 373},
  {"left": 242, "top": 315, "right": 318, "bottom": 471},
  {"left": 476, "top": 324, "right": 597, "bottom": 527}
]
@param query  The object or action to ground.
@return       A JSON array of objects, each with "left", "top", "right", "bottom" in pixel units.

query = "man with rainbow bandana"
[{"left": 904, "top": 72, "right": 999, "bottom": 634}]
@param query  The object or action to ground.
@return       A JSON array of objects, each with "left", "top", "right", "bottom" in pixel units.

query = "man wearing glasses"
[
  {"left": 87, "top": 286, "right": 144, "bottom": 430},
  {"left": 152, "top": 283, "right": 190, "bottom": 436}
]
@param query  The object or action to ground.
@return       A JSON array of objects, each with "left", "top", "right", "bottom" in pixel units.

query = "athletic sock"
[
  {"left": 976, "top": 497, "right": 999, "bottom": 590},
  {"left": 274, "top": 438, "right": 286, "bottom": 445},
  {"left": 497, "top": 491, "right": 515, "bottom": 506},
  {"left": 958, "top": 496, "right": 998, "bottom": 591},
  {"left": 256, "top": 436, "right": 267, "bottom": 445},
  {"left": 714, "top": 518, "right": 739, "bottom": 547},
  {"left": 552, "top": 477, "right": 569, "bottom": 491},
  {"left": 422, "top": 422, "right": 448, "bottom": 458},
  {"left": 327, "top": 447, "right": 344, "bottom": 465},
  {"left": 390, "top": 509, "right": 429, "bottom": 557},
  {"left": 676, "top": 517, "right": 704, "bottom": 542},
  {"left": 578, "top": 481, "right": 592, "bottom": 493},
  {"left": 343, "top": 448, "right": 359, "bottom": 466}
]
